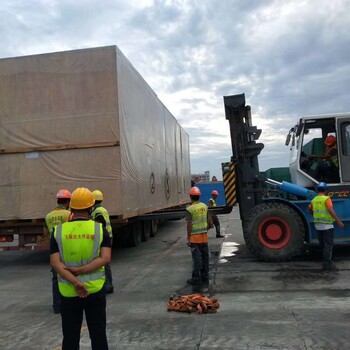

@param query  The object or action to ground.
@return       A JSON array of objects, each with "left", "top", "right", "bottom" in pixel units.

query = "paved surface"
[{"left": 1, "top": 208, "right": 350, "bottom": 349}]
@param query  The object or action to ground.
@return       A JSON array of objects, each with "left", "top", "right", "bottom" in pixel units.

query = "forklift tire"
[{"left": 243, "top": 202, "right": 306, "bottom": 262}]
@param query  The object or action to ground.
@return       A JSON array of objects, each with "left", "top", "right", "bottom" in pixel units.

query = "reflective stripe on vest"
[
  {"left": 311, "top": 195, "right": 334, "bottom": 225},
  {"left": 92, "top": 206, "right": 112, "bottom": 238},
  {"left": 187, "top": 202, "right": 208, "bottom": 235},
  {"left": 55, "top": 220, "right": 105, "bottom": 297}
]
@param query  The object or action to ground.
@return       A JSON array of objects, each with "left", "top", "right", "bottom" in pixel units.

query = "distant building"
[{"left": 191, "top": 171, "right": 210, "bottom": 184}]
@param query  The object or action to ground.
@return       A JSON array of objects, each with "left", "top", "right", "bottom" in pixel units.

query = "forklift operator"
[{"left": 304, "top": 135, "right": 339, "bottom": 183}]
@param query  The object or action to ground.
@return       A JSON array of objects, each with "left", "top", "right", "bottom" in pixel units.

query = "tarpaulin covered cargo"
[{"left": 0, "top": 46, "right": 191, "bottom": 220}]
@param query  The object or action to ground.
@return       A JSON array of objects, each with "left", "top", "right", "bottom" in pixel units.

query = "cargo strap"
[{"left": 167, "top": 293, "right": 220, "bottom": 314}]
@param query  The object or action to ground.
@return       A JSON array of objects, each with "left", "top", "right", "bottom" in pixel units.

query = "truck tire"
[
  {"left": 150, "top": 219, "right": 158, "bottom": 237},
  {"left": 243, "top": 202, "right": 305, "bottom": 262},
  {"left": 126, "top": 222, "right": 142, "bottom": 247},
  {"left": 142, "top": 221, "right": 151, "bottom": 241}
]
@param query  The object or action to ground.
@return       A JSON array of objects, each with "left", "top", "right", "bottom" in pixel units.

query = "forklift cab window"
[
  {"left": 343, "top": 123, "right": 350, "bottom": 155},
  {"left": 300, "top": 123, "right": 339, "bottom": 183}
]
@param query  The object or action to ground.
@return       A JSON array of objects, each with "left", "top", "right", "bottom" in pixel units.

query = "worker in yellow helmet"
[
  {"left": 186, "top": 186, "right": 210, "bottom": 286},
  {"left": 208, "top": 190, "right": 224, "bottom": 238},
  {"left": 91, "top": 190, "right": 114, "bottom": 294},
  {"left": 50, "top": 187, "right": 111, "bottom": 349},
  {"left": 44, "top": 189, "right": 71, "bottom": 314}
]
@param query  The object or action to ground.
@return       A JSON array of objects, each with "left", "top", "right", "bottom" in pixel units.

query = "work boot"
[
  {"left": 187, "top": 278, "right": 201, "bottom": 285},
  {"left": 216, "top": 234, "right": 224, "bottom": 238},
  {"left": 323, "top": 262, "right": 337, "bottom": 271}
]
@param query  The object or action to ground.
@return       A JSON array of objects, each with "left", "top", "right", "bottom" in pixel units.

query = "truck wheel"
[
  {"left": 243, "top": 202, "right": 305, "bottom": 262},
  {"left": 142, "top": 221, "right": 151, "bottom": 241},
  {"left": 150, "top": 219, "right": 158, "bottom": 237},
  {"left": 126, "top": 222, "right": 142, "bottom": 247}
]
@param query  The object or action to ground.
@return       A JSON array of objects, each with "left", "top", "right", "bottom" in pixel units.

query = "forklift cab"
[{"left": 287, "top": 113, "right": 350, "bottom": 188}]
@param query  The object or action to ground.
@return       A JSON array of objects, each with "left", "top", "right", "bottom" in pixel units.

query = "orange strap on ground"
[{"left": 167, "top": 293, "right": 220, "bottom": 314}]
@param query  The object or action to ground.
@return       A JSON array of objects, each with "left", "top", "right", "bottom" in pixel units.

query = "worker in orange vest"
[
  {"left": 307, "top": 135, "right": 339, "bottom": 182},
  {"left": 186, "top": 186, "right": 210, "bottom": 286},
  {"left": 44, "top": 189, "right": 71, "bottom": 314}
]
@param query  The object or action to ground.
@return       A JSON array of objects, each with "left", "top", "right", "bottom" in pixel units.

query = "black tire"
[
  {"left": 150, "top": 219, "right": 158, "bottom": 237},
  {"left": 142, "top": 221, "right": 151, "bottom": 241},
  {"left": 243, "top": 202, "right": 306, "bottom": 262},
  {"left": 126, "top": 222, "right": 142, "bottom": 247},
  {"left": 114, "top": 226, "right": 128, "bottom": 247}
]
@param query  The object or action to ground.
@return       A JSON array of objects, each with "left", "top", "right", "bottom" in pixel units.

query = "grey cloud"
[{"left": 1, "top": 0, "right": 350, "bottom": 174}]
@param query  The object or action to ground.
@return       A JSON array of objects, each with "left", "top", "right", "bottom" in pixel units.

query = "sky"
[{"left": 1, "top": 0, "right": 350, "bottom": 180}]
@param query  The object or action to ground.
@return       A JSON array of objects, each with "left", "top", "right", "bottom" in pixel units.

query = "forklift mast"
[{"left": 223, "top": 93, "right": 264, "bottom": 221}]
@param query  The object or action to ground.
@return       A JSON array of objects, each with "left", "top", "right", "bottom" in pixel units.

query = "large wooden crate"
[{"left": 0, "top": 46, "right": 191, "bottom": 220}]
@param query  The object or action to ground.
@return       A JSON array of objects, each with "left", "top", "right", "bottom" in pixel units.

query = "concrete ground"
[{"left": 1, "top": 208, "right": 350, "bottom": 349}]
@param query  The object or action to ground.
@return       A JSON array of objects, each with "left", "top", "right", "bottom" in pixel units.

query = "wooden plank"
[{"left": 0, "top": 141, "right": 120, "bottom": 155}]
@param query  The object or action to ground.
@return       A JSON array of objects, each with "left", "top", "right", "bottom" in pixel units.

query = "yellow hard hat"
[
  {"left": 92, "top": 190, "right": 104, "bottom": 201},
  {"left": 70, "top": 188, "right": 95, "bottom": 209}
]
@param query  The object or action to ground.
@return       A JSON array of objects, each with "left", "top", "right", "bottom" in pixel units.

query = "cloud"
[{"left": 1, "top": 0, "right": 350, "bottom": 179}]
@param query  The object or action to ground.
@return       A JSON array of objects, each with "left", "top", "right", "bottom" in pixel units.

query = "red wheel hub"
[
  {"left": 258, "top": 216, "right": 291, "bottom": 249},
  {"left": 265, "top": 224, "right": 282, "bottom": 240}
]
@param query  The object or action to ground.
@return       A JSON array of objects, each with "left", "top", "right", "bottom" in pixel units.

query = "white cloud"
[{"left": 1, "top": 0, "right": 350, "bottom": 179}]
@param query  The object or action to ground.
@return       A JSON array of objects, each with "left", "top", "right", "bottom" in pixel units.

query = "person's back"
[
  {"left": 308, "top": 182, "right": 344, "bottom": 270},
  {"left": 55, "top": 219, "right": 106, "bottom": 295},
  {"left": 186, "top": 186, "right": 209, "bottom": 286},
  {"left": 91, "top": 190, "right": 114, "bottom": 294},
  {"left": 44, "top": 189, "right": 72, "bottom": 237},
  {"left": 50, "top": 187, "right": 111, "bottom": 350},
  {"left": 45, "top": 207, "right": 71, "bottom": 233},
  {"left": 187, "top": 201, "right": 208, "bottom": 242},
  {"left": 92, "top": 205, "right": 112, "bottom": 238},
  {"left": 44, "top": 189, "right": 71, "bottom": 314}
]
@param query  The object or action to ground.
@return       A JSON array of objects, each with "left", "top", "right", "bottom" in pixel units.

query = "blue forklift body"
[{"left": 274, "top": 196, "right": 350, "bottom": 245}]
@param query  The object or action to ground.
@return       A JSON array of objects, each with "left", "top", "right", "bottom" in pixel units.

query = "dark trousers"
[
  {"left": 317, "top": 228, "right": 334, "bottom": 266},
  {"left": 212, "top": 215, "right": 221, "bottom": 236},
  {"left": 51, "top": 269, "right": 61, "bottom": 312},
  {"left": 61, "top": 289, "right": 108, "bottom": 350},
  {"left": 190, "top": 243, "right": 209, "bottom": 281}
]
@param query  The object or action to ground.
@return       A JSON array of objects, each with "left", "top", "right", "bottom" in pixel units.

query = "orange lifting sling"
[{"left": 167, "top": 293, "right": 220, "bottom": 314}]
